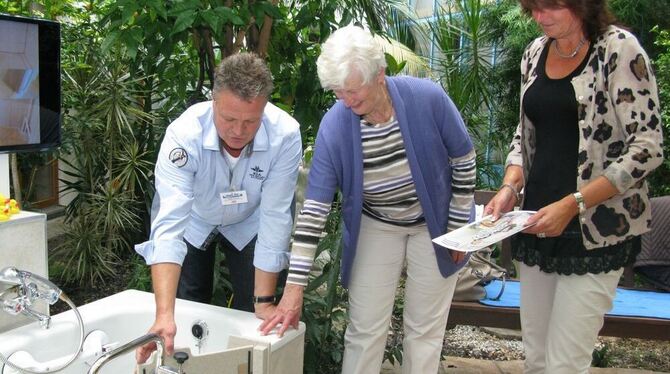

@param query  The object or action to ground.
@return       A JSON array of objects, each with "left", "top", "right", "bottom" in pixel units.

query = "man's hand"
[
  {"left": 136, "top": 315, "right": 177, "bottom": 364},
  {"left": 137, "top": 263, "right": 180, "bottom": 364},
  {"left": 258, "top": 284, "right": 303, "bottom": 337}
]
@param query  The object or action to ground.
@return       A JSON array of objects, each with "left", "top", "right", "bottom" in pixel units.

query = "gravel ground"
[
  {"left": 442, "top": 325, "right": 670, "bottom": 372},
  {"left": 444, "top": 325, "right": 524, "bottom": 361}
]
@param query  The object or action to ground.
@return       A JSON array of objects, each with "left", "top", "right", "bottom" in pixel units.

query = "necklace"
[{"left": 554, "top": 37, "right": 587, "bottom": 59}]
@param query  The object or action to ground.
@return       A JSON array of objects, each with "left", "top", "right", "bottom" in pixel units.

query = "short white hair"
[{"left": 316, "top": 25, "right": 387, "bottom": 90}]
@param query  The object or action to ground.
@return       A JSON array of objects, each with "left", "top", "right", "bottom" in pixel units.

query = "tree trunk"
[
  {"left": 256, "top": 0, "right": 279, "bottom": 58},
  {"left": 9, "top": 153, "right": 22, "bottom": 204}
]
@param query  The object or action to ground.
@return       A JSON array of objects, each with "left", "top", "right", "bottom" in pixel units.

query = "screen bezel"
[{"left": 0, "top": 13, "right": 61, "bottom": 154}]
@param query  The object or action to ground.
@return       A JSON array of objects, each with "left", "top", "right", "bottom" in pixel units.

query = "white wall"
[{"left": 0, "top": 154, "right": 8, "bottom": 197}]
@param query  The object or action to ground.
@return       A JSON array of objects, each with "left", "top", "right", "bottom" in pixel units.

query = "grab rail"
[{"left": 87, "top": 333, "right": 164, "bottom": 374}]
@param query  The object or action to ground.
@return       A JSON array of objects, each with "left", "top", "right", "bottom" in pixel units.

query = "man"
[{"left": 134, "top": 53, "right": 302, "bottom": 363}]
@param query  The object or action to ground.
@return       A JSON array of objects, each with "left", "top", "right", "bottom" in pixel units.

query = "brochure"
[{"left": 432, "top": 210, "right": 537, "bottom": 252}]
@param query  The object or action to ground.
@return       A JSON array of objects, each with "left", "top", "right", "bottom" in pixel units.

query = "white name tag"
[{"left": 220, "top": 190, "right": 248, "bottom": 206}]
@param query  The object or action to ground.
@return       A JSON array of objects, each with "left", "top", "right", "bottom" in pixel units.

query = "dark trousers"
[{"left": 177, "top": 233, "right": 286, "bottom": 312}]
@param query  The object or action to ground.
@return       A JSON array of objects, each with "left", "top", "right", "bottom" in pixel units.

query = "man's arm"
[
  {"left": 135, "top": 263, "right": 181, "bottom": 363},
  {"left": 134, "top": 124, "right": 199, "bottom": 363},
  {"left": 252, "top": 126, "right": 302, "bottom": 278}
]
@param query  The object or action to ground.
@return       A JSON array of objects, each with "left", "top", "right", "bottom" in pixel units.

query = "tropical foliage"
[
  {"left": 648, "top": 26, "right": 670, "bottom": 196},
  {"left": 429, "top": 0, "right": 528, "bottom": 188}
]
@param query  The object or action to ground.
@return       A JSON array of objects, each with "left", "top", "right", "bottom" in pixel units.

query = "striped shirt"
[{"left": 361, "top": 117, "right": 423, "bottom": 225}]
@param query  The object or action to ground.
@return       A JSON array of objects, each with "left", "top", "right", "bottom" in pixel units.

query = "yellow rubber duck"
[
  {"left": 9, "top": 199, "right": 20, "bottom": 214},
  {"left": 0, "top": 207, "right": 9, "bottom": 222}
]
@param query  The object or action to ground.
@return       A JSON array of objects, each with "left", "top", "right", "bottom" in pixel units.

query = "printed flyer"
[{"left": 432, "top": 210, "right": 536, "bottom": 252}]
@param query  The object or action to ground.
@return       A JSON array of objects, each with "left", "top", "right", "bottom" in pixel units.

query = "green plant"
[
  {"left": 592, "top": 344, "right": 611, "bottom": 368},
  {"left": 302, "top": 205, "right": 348, "bottom": 374},
  {"left": 126, "top": 254, "right": 153, "bottom": 292},
  {"left": 51, "top": 214, "right": 120, "bottom": 285},
  {"left": 480, "top": 1, "right": 541, "bottom": 188},
  {"left": 212, "top": 248, "right": 235, "bottom": 308},
  {"left": 385, "top": 53, "right": 407, "bottom": 76},
  {"left": 51, "top": 17, "right": 157, "bottom": 284},
  {"left": 610, "top": 0, "right": 670, "bottom": 58},
  {"left": 384, "top": 277, "right": 406, "bottom": 366},
  {"left": 647, "top": 26, "right": 670, "bottom": 197},
  {"left": 429, "top": 0, "right": 522, "bottom": 189}
]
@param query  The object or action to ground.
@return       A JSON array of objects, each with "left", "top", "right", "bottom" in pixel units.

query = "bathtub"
[{"left": 0, "top": 289, "right": 305, "bottom": 373}]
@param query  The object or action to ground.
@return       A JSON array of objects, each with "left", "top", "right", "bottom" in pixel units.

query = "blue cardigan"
[{"left": 305, "top": 76, "right": 474, "bottom": 287}]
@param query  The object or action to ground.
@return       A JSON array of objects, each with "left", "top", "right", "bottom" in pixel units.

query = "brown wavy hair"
[{"left": 518, "top": 0, "right": 617, "bottom": 42}]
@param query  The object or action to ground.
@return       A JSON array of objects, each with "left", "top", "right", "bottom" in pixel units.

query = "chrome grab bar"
[{"left": 87, "top": 333, "right": 164, "bottom": 374}]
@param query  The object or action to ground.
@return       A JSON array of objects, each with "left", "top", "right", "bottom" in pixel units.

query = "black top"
[{"left": 513, "top": 40, "right": 640, "bottom": 275}]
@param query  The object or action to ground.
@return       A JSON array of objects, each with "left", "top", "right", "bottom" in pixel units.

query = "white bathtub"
[{"left": 0, "top": 289, "right": 305, "bottom": 373}]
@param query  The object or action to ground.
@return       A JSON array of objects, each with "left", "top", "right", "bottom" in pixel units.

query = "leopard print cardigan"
[{"left": 506, "top": 25, "right": 664, "bottom": 250}]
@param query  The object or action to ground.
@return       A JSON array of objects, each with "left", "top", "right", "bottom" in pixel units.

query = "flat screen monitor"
[{"left": 0, "top": 13, "right": 60, "bottom": 153}]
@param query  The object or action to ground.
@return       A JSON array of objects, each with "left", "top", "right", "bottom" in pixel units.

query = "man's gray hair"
[
  {"left": 316, "top": 24, "right": 387, "bottom": 90},
  {"left": 213, "top": 52, "right": 274, "bottom": 101}
]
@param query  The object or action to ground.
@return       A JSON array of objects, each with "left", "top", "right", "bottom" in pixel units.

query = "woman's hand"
[
  {"left": 484, "top": 166, "right": 524, "bottom": 220},
  {"left": 254, "top": 302, "right": 276, "bottom": 320},
  {"left": 484, "top": 187, "right": 518, "bottom": 220},
  {"left": 524, "top": 194, "right": 579, "bottom": 237},
  {"left": 258, "top": 284, "right": 304, "bottom": 337},
  {"left": 450, "top": 250, "right": 466, "bottom": 264}
]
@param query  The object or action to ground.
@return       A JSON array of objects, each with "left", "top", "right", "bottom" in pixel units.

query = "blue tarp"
[{"left": 480, "top": 279, "right": 670, "bottom": 320}]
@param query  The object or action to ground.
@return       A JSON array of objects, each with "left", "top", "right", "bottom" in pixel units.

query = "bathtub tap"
[
  {"left": 0, "top": 267, "right": 86, "bottom": 374},
  {"left": 0, "top": 267, "right": 60, "bottom": 328},
  {"left": 88, "top": 333, "right": 166, "bottom": 374}
]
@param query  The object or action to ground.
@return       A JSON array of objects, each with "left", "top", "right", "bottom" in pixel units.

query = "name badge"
[{"left": 220, "top": 190, "right": 248, "bottom": 206}]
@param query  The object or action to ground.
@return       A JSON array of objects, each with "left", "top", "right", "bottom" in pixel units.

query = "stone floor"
[{"left": 381, "top": 357, "right": 665, "bottom": 374}]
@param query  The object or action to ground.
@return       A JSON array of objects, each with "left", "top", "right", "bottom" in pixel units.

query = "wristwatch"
[
  {"left": 253, "top": 295, "right": 278, "bottom": 304},
  {"left": 573, "top": 192, "right": 586, "bottom": 215}
]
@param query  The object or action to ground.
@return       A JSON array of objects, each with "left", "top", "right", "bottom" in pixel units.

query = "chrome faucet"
[
  {"left": 0, "top": 266, "right": 61, "bottom": 328},
  {"left": 88, "top": 333, "right": 166, "bottom": 374}
]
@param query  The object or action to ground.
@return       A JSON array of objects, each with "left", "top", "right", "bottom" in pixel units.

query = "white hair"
[{"left": 316, "top": 24, "right": 387, "bottom": 90}]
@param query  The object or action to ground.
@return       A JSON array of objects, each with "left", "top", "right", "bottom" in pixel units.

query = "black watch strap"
[{"left": 253, "top": 295, "right": 278, "bottom": 304}]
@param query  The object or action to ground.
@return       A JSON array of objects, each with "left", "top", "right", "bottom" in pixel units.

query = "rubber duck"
[
  {"left": 9, "top": 199, "right": 20, "bottom": 214},
  {"left": 0, "top": 207, "right": 9, "bottom": 221}
]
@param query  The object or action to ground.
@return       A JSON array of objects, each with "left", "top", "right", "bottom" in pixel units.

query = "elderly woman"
[
  {"left": 260, "top": 25, "right": 476, "bottom": 373},
  {"left": 485, "top": 0, "right": 664, "bottom": 373}
]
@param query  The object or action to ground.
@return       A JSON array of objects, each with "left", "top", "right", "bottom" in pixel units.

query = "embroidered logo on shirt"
[
  {"left": 169, "top": 148, "right": 188, "bottom": 168},
  {"left": 249, "top": 165, "right": 265, "bottom": 180}
]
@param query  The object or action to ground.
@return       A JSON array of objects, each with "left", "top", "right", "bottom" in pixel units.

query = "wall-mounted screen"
[{"left": 0, "top": 13, "right": 60, "bottom": 153}]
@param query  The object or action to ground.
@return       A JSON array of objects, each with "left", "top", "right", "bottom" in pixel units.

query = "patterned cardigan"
[{"left": 506, "top": 25, "right": 664, "bottom": 250}]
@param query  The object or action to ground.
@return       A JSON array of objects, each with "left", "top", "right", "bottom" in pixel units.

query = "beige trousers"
[
  {"left": 342, "top": 215, "right": 458, "bottom": 374},
  {"left": 518, "top": 262, "right": 623, "bottom": 374}
]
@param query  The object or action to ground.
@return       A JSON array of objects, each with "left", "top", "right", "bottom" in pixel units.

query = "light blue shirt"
[{"left": 135, "top": 101, "right": 302, "bottom": 272}]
